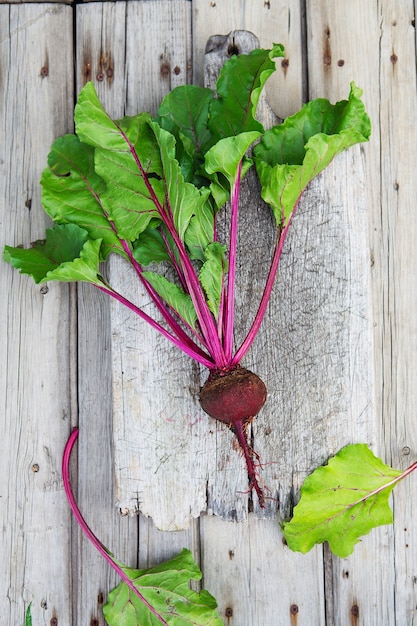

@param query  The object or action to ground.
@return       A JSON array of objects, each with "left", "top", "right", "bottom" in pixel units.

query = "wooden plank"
[
  {"left": 109, "top": 13, "right": 305, "bottom": 529},
  {"left": 0, "top": 1, "right": 70, "bottom": 4},
  {"left": 75, "top": 2, "right": 199, "bottom": 620},
  {"left": 0, "top": 4, "right": 74, "bottom": 625},
  {"left": 305, "top": 4, "right": 390, "bottom": 624},
  {"left": 74, "top": 3, "right": 142, "bottom": 624},
  {"left": 97, "top": 0, "right": 215, "bottom": 531},
  {"left": 194, "top": 13, "right": 325, "bottom": 626},
  {"left": 201, "top": 515, "right": 325, "bottom": 626},
  {"left": 193, "top": 5, "right": 375, "bottom": 626},
  {"left": 305, "top": 1, "right": 417, "bottom": 623},
  {"left": 377, "top": 2, "right": 417, "bottom": 623},
  {"left": 75, "top": 1, "right": 130, "bottom": 117}
]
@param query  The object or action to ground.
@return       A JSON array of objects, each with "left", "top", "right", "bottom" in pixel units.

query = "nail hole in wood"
[{"left": 227, "top": 43, "right": 240, "bottom": 56}]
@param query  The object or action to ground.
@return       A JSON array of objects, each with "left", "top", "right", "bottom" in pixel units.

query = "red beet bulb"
[
  {"left": 200, "top": 366, "right": 267, "bottom": 505},
  {"left": 200, "top": 366, "right": 267, "bottom": 423}
]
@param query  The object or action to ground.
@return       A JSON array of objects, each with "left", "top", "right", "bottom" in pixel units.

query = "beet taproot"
[
  {"left": 200, "top": 366, "right": 268, "bottom": 505},
  {"left": 199, "top": 366, "right": 267, "bottom": 424}
]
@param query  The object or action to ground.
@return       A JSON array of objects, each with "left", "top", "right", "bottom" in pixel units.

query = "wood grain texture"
[
  {"left": 0, "top": 4, "right": 74, "bottom": 625},
  {"left": 0, "top": 1, "right": 70, "bottom": 4},
  {"left": 377, "top": 2, "right": 417, "bottom": 622},
  {"left": 2, "top": 1, "right": 416, "bottom": 625},
  {"left": 305, "top": 4, "right": 390, "bottom": 623},
  {"left": 84, "top": 0, "right": 205, "bottom": 530},
  {"left": 201, "top": 515, "right": 326, "bottom": 626},
  {"left": 193, "top": 0, "right": 304, "bottom": 117},
  {"left": 306, "top": 1, "right": 417, "bottom": 623},
  {"left": 75, "top": 3, "right": 154, "bottom": 624}
]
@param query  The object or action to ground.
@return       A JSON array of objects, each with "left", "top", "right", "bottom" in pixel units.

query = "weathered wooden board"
[
  {"left": 108, "top": 29, "right": 268, "bottom": 526},
  {"left": 0, "top": 4, "right": 75, "bottom": 625},
  {"left": 375, "top": 2, "right": 417, "bottom": 622},
  {"left": 74, "top": 3, "right": 195, "bottom": 623},
  {"left": 0, "top": 1, "right": 70, "bottom": 4},
  {"left": 200, "top": 516, "right": 326, "bottom": 626},
  {"left": 110, "top": 22, "right": 375, "bottom": 540},
  {"left": 306, "top": 1, "right": 417, "bottom": 623},
  {"left": 2, "top": 1, "right": 417, "bottom": 625}
]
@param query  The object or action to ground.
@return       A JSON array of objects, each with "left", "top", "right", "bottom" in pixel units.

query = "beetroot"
[
  {"left": 200, "top": 366, "right": 267, "bottom": 505},
  {"left": 200, "top": 366, "right": 266, "bottom": 423}
]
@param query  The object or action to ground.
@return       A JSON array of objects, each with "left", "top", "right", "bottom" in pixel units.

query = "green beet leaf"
[
  {"left": 75, "top": 82, "right": 166, "bottom": 241},
  {"left": 208, "top": 44, "right": 285, "bottom": 142},
  {"left": 157, "top": 84, "right": 212, "bottom": 149},
  {"left": 25, "top": 603, "right": 32, "bottom": 626},
  {"left": 103, "top": 548, "right": 224, "bottom": 626},
  {"left": 141, "top": 272, "right": 198, "bottom": 329},
  {"left": 151, "top": 122, "right": 211, "bottom": 241},
  {"left": 155, "top": 45, "right": 284, "bottom": 186},
  {"left": 156, "top": 85, "right": 213, "bottom": 181},
  {"left": 254, "top": 82, "right": 371, "bottom": 227},
  {"left": 41, "top": 134, "right": 123, "bottom": 259},
  {"left": 283, "top": 444, "right": 403, "bottom": 558},
  {"left": 199, "top": 242, "right": 228, "bottom": 319},
  {"left": 133, "top": 226, "right": 173, "bottom": 266},
  {"left": 94, "top": 144, "right": 164, "bottom": 242},
  {"left": 75, "top": 82, "right": 138, "bottom": 153},
  {"left": 3, "top": 224, "right": 103, "bottom": 285},
  {"left": 204, "top": 131, "right": 261, "bottom": 189},
  {"left": 183, "top": 201, "right": 215, "bottom": 263}
]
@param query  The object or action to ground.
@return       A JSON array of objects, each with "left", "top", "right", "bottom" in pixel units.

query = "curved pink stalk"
[
  {"left": 96, "top": 283, "right": 214, "bottom": 369},
  {"left": 62, "top": 429, "right": 170, "bottom": 626},
  {"left": 120, "top": 239, "right": 208, "bottom": 353}
]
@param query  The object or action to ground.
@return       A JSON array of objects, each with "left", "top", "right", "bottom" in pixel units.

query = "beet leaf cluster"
[{"left": 4, "top": 44, "right": 370, "bottom": 505}]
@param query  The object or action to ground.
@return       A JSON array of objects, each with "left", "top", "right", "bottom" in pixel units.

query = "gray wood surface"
[
  {"left": 1, "top": 1, "right": 417, "bottom": 625},
  {"left": 0, "top": 5, "right": 75, "bottom": 625}
]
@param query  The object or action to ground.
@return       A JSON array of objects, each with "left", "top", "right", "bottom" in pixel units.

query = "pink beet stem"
[
  {"left": 223, "top": 160, "right": 243, "bottom": 361},
  {"left": 62, "top": 428, "right": 170, "bottom": 626},
  {"left": 117, "top": 124, "right": 226, "bottom": 368},
  {"left": 96, "top": 284, "right": 214, "bottom": 369}
]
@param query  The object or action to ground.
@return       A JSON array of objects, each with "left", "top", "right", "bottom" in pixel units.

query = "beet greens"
[
  {"left": 4, "top": 44, "right": 371, "bottom": 506},
  {"left": 62, "top": 429, "right": 223, "bottom": 626}
]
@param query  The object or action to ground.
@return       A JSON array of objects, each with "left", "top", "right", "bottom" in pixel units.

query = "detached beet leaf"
[
  {"left": 103, "top": 549, "right": 223, "bottom": 626},
  {"left": 63, "top": 430, "right": 223, "bottom": 626},
  {"left": 283, "top": 444, "right": 417, "bottom": 558}
]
